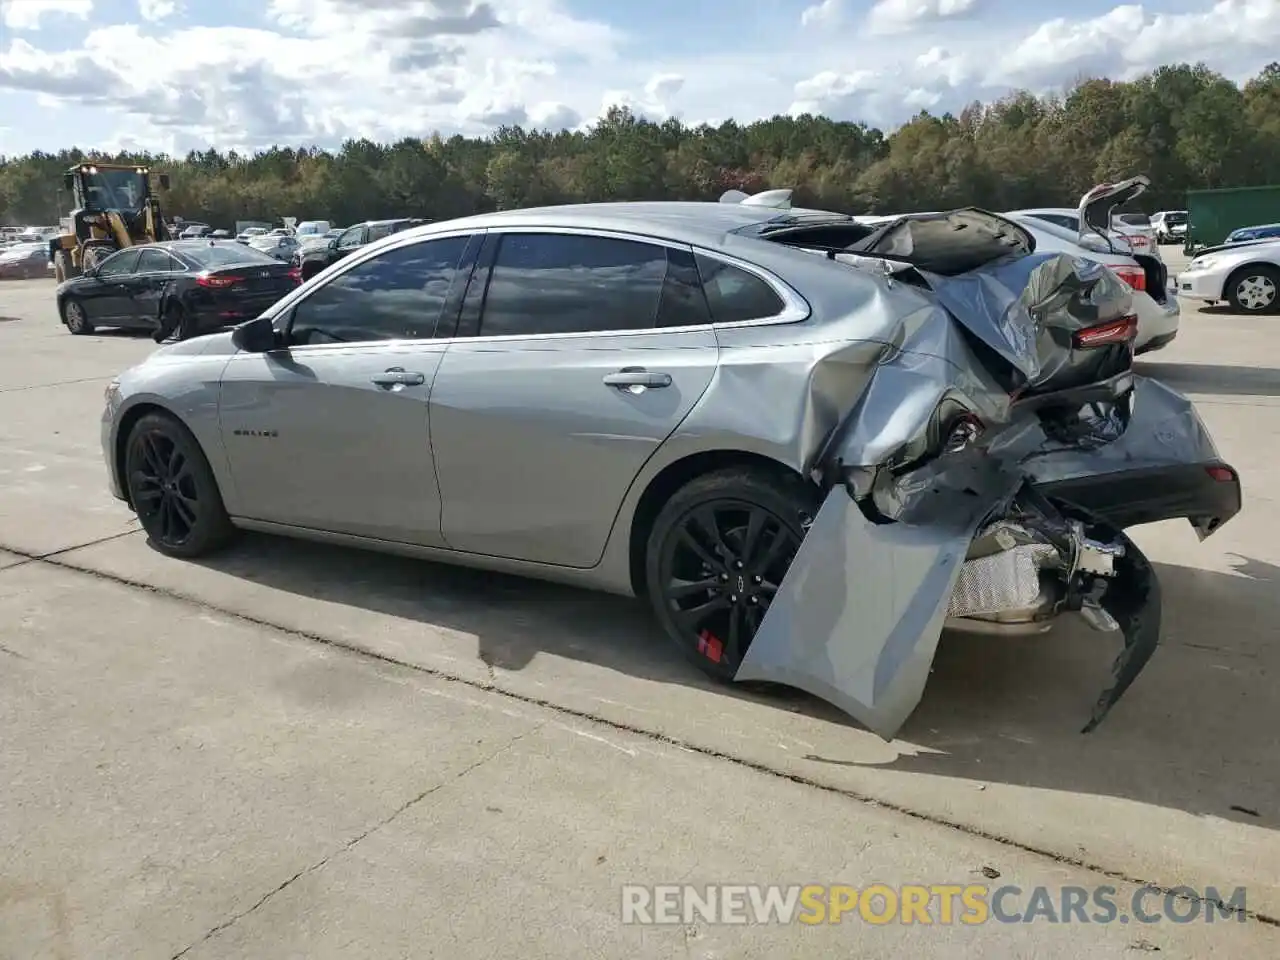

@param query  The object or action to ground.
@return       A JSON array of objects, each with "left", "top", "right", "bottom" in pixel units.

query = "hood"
[
  {"left": 1078, "top": 176, "right": 1150, "bottom": 249},
  {"left": 149, "top": 329, "right": 240, "bottom": 359}
]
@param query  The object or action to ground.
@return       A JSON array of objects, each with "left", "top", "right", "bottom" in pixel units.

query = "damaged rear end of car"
[{"left": 730, "top": 205, "right": 1240, "bottom": 740}]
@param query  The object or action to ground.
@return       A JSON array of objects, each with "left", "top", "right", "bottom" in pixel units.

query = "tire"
[
  {"left": 53, "top": 249, "right": 79, "bottom": 283},
  {"left": 154, "top": 301, "right": 191, "bottom": 342},
  {"left": 644, "top": 466, "right": 818, "bottom": 681},
  {"left": 123, "top": 412, "right": 235, "bottom": 558},
  {"left": 61, "top": 297, "right": 94, "bottom": 335},
  {"left": 1225, "top": 264, "right": 1280, "bottom": 315}
]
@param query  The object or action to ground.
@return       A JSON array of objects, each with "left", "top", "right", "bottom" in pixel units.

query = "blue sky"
[{"left": 1, "top": 0, "right": 1277, "bottom": 155}]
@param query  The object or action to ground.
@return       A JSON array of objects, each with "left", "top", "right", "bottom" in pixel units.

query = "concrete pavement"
[{"left": 2, "top": 265, "right": 1278, "bottom": 956}]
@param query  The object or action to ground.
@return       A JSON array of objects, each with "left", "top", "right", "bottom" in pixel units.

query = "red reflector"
[
  {"left": 196, "top": 273, "right": 243, "bottom": 289},
  {"left": 1073, "top": 315, "right": 1138, "bottom": 348},
  {"left": 1113, "top": 266, "right": 1146, "bottom": 291},
  {"left": 1206, "top": 465, "right": 1236, "bottom": 483},
  {"left": 287, "top": 266, "right": 302, "bottom": 283}
]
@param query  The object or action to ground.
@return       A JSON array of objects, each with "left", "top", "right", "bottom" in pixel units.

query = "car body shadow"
[
  {"left": 1136, "top": 361, "right": 1280, "bottom": 397},
  {"left": 185, "top": 532, "right": 848, "bottom": 722},
  {"left": 186, "top": 532, "right": 1277, "bottom": 829}
]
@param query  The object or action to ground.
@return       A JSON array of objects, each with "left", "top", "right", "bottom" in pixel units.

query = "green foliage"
[{"left": 3, "top": 61, "right": 1278, "bottom": 226}]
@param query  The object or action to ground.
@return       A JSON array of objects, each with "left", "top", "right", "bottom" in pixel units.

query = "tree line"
[{"left": 1, "top": 62, "right": 1278, "bottom": 229}]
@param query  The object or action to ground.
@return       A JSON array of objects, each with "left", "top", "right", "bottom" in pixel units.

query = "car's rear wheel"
[
  {"left": 645, "top": 467, "right": 817, "bottom": 680},
  {"left": 124, "top": 412, "right": 235, "bottom": 557},
  {"left": 1226, "top": 264, "right": 1280, "bottom": 315},
  {"left": 62, "top": 298, "right": 93, "bottom": 335}
]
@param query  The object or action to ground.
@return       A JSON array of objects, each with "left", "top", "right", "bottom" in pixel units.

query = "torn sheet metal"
[{"left": 732, "top": 237, "right": 1232, "bottom": 740}]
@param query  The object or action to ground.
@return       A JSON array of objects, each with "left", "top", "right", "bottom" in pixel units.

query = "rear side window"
[
  {"left": 694, "top": 253, "right": 785, "bottom": 324},
  {"left": 137, "top": 248, "right": 179, "bottom": 272},
  {"left": 479, "top": 233, "right": 668, "bottom": 336}
]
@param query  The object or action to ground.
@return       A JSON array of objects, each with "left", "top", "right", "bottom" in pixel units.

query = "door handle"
[
  {"left": 602, "top": 367, "right": 673, "bottom": 390},
  {"left": 370, "top": 367, "right": 425, "bottom": 387}
]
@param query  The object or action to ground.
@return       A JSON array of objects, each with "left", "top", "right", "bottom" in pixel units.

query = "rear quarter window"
[{"left": 694, "top": 254, "right": 785, "bottom": 324}]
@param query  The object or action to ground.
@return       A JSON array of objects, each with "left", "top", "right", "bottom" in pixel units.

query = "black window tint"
[
  {"left": 289, "top": 235, "right": 469, "bottom": 344},
  {"left": 656, "top": 246, "right": 712, "bottom": 327},
  {"left": 137, "top": 248, "right": 176, "bottom": 272},
  {"left": 480, "top": 233, "right": 668, "bottom": 337},
  {"left": 97, "top": 249, "right": 140, "bottom": 276},
  {"left": 694, "top": 253, "right": 785, "bottom": 324}
]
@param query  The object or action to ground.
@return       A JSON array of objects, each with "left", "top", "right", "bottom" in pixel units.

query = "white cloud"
[
  {"left": 138, "top": 0, "right": 177, "bottom": 23},
  {"left": 866, "top": 0, "right": 979, "bottom": 35},
  {"left": 2, "top": 0, "right": 93, "bottom": 30},
  {"left": 1, "top": 0, "right": 1278, "bottom": 153},
  {"left": 800, "top": 0, "right": 842, "bottom": 28}
]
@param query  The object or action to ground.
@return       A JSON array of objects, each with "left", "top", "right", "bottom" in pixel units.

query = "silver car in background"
[{"left": 101, "top": 198, "right": 1241, "bottom": 738}]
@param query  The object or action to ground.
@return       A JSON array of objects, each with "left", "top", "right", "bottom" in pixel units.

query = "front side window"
[
  {"left": 96, "top": 249, "right": 140, "bottom": 276},
  {"left": 367, "top": 223, "right": 395, "bottom": 243},
  {"left": 694, "top": 253, "right": 785, "bottom": 324},
  {"left": 478, "top": 233, "right": 668, "bottom": 337},
  {"left": 337, "top": 226, "right": 366, "bottom": 250},
  {"left": 288, "top": 235, "right": 470, "bottom": 345}
]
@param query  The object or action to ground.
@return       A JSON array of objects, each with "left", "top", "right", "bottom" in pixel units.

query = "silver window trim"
[{"left": 257, "top": 223, "right": 810, "bottom": 354}]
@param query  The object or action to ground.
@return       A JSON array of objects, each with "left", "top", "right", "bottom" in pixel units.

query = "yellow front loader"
[{"left": 50, "top": 163, "right": 172, "bottom": 282}]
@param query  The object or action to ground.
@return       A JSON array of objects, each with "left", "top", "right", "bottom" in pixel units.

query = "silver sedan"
[{"left": 101, "top": 198, "right": 1241, "bottom": 738}]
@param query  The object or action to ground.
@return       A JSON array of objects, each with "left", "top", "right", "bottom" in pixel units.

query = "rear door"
[{"left": 429, "top": 230, "right": 720, "bottom": 568}]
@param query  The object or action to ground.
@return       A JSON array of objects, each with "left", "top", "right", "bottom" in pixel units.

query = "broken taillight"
[
  {"left": 1206, "top": 465, "right": 1237, "bottom": 483},
  {"left": 1073, "top": 315, "right": 1138, "bottom": 349},
  {"left": 1112, "top": 265, "right": 1146, "bottom": 291}
]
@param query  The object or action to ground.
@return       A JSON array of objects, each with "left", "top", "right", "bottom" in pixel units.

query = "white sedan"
[{"left": 1176, "top": 239, "right": 1280, "bottom": 314}]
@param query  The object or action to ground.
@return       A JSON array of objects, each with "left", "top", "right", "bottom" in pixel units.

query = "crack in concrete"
[
  {"left": 169, "top": 725, "right": 541, "bottom": 958},
  {"left": 3, "top": 536, "right": 1276, "bottom": 929},
  {"left": 0, "top": 375, "right": 117, "bottom": 394},
  {"left": 0, "top": 528, "right": 141, "bottom": 574}
]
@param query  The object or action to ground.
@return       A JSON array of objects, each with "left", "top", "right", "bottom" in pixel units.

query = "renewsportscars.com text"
[{"left": 620, "top": 884, "right": 1248, "bottom": 926}]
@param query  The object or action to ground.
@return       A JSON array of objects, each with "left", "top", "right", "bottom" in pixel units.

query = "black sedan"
[{"left": 56, "top": 240, "right": 300, "bottom": 340}]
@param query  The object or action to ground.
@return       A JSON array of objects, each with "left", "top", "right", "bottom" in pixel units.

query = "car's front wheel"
[
  {"left": 62, "top": 298, "right": 94, "bottom": 335},
  {"left": 124, "top": 412, "right": 235, "bottom": 557},
  {"left": 645, "top": 466, "right": 817, "bottom": 680},
  {"left": 1226, "top": 264, "right": 1280, "bottom": 315}
]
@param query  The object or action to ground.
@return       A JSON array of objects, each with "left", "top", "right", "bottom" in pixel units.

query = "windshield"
[
  {"left": 1165, "top": 212, "right": 1188, "bottom": 224},
  {"left": 1115, "top": 213, "right": 1151, "bottom": 226},
  {"left": 296, "top": 222, "right": 327, "bottom": 235},
  {"left": 81, "top": 169, "right": 148, "bottom": 211},
  {"left": 182, "top": 243, "right": 279, "bottom": 268}
]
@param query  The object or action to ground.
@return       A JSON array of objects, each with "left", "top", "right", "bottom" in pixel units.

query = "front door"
[
  {"left": 216, "top": 232, "right": 475, "bottom": 545},
  {"left": 430, "top": 231, "right": 719, "bottom": 568},
  {"left": 80, "top": 247, "right": 141, "bottom": 323}
]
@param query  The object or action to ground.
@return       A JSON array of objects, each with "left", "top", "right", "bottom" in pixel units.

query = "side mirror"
[
  {"left": 158, "top": 174, "right": 171, "bottom": 190},
  {"left": 231, "top": 314, "right": 278, "bottom": 353},
  {"left": 63, "top": 173, "right": 74, "bottom": 191},
  {"left": 327, "top": 238, "right": 338, "bottom": 250}
]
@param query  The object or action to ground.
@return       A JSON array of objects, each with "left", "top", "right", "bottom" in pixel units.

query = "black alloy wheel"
[
  {"left": 124, "top": 413, "right": 235, "bottom": 557},
  {"left": 647, "top": 468, "right": 814, "bottom": 680}
]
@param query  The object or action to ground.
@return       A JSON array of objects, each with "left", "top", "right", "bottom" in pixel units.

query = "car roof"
[
  {"left": 397, "top": 202, "right": 808, "bottom": 250},
  {"left": 1232, "top": 222, "right": 1280, "bottom": 231}
]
